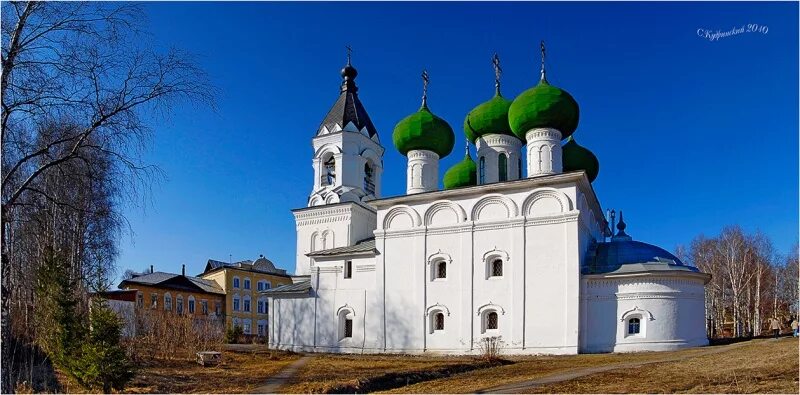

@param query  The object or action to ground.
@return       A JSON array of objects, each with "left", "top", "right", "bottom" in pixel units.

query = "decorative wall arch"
[
  {"left": 309, "top": 196, "right": 323, "bottom": 206},
  {"left": 424, "top": 200, "right": 466, "bottom": 226},
  {"left": 620, "top": 306, "right": 655, "bottom": 321},
  {"left": 427, "top": 250, "right": 453, "bottom": 265},
  {"left": 382, "top": 205, "right": 422, "bottom": 230},
  {"left": 470, "top": 194, "right": 519, "bottom": 221},
  {"left": 482, "top": 247, "right": 510, "bottom": 263},
  {"left": 313, "top": 143, "right": 343, "bottom": 159},
  {"left": 336, "top": 304, "right": 356, "bottom": 318},
  {"left": 425, "top": 303, "right": 451, "bottom": 317},
  {"left": 360, "top": 148, "right": 382, "bottom": 167},
  {"left": 476, "top": 302, "right": 506, "bottom": 316},
  {"left": 321, "top": 230, "right": 334, "bottom": 250},
  {"left": 522, "top": 188, "right": 573, "bottom": 217},
  {"left": 325, "top": 193, "right": 339, "bottom": 204}
]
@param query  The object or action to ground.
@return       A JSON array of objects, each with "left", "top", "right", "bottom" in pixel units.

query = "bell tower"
[{"left": 308, "top": 50, "right": 385, "bottom": 207}]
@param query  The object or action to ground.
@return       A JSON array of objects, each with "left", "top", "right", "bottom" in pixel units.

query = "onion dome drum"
[
  {"left": 443, "top": 151, "right": 477, "bottom": 189},
  {"left": 463, "top": 94, "right": 515, "bottom": 143},
  {"left": 508, "top": 80, "right": 580, "bottom": 141},
  {"left": 393, "top": 105, "right": 455, "bottom": 158},
  {"left": 562, "top": 136, "right": 600, "bottom": 182}
]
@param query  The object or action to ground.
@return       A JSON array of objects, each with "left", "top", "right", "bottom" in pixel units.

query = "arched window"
[
  {"left": 490, "top": 259, "right": 503, "bottom": 278},
  {"left": 323, "top": 156, "right": 336, "bottom": 185},
  {"left": 499, "top": 153, "right": 508, "bottom": 181},
  {"left": 243, "top": 295, "right": 251, "bottom": 312},
  {"left": 244, "top": 277, "right": 251, "bottom": 290},
  {"left": 479, "top": 156, "right": 486, "bottom": 184},
  {"left": 188, "top": 296, "right": 196, "bottom": 314},
  {"left": 177, "top": 295, "right": 184, "bottom": 314},
  {"left": 164, "top": 293, "right": 172, "bottom": 311},
  {"left": 233, "top": 294, "right": 240, "bottom": 311},
  {"left": 628, "top": 318, "right": 641, "bottom": 335},
  {"left": 232, "top": 317, "right": 240, "bottom": 329},
  {"left": 434, "top": 313, "right": 445, "bottom": 331},
  {"left": 436, "top": 261, "right": 446, "bottom": 279},
  {"left": 486, "top": 311, "right": 499, "bottom": 331},
  {"left": 364, "top": 162, "right": 375, "bottom": 195},
  {"left": 257, "top": 296, "right": 267, "bottom": 314},
  {"left": 339, "top": 309, "right": 354, "bottom": 340}
]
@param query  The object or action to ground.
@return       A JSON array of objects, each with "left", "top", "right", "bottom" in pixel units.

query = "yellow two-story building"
[{"left": 200, "top": 256, "right": 292, "bottom": 336}]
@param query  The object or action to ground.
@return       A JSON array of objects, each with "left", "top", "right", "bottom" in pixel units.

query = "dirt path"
[
  {"left": 475, "top": 341, "right": 756, "bottom": 394},
  {"left": 252, "top": 355, "right": 313, "bottom": 394}
]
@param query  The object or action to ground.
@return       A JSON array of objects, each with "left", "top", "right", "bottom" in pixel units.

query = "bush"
[
  {"left": 477, "top": 336, "right": 504, "bottom": 362},
  {"left": 72, "top": 299, "right": 135, "bottom": 392},
  {"left": 225, "top": 325, "right": 244, "bottom": 344}
]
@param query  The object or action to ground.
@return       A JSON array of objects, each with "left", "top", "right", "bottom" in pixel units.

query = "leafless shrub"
[
  {"left": 476, "top": 336, "right": 504, "bottom": 362},
  {"left": 127, "top": 309, "right": 224, "bottom": 362}
]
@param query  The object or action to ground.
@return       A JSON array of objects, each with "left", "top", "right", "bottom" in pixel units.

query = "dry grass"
[
  {"left": 527, "top": 338, "right": 799, "bottom": 394},
  {"left": 381, "top": 338, "right": 798, "bottom": 394},
  {"left": 122, "top": 350, "right": 299, "bottom": 394},
  {"left": 279, "top": 353, "right": 476, "bottom": 393}
]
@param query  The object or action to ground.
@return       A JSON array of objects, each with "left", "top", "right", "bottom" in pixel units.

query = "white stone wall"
[
  {"left": 406, "top": 149, "right": 439, "bottom": 194},
  {"left": 292, "top": 203, "right": 376, "bottom": 275},
  {"left": 525, "top": 128, "right": 562, "bottom": 177},
  {"left": 581, "top": 274, "right": 709, "bottom": 353}
]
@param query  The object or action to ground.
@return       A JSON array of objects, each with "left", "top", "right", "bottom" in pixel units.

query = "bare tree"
[{"left": 1, "top": 2, "right": 213, "bottom": 391}]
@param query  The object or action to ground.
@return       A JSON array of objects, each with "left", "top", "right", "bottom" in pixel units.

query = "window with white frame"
[
  {"left": 482, "top": 310, "right": 499, "bottom": 333},
  {"left": 232, "top": 317, "right": 240, "bottom": 329},
  {"left": 136, "top": 292, "right": 143, "bottom": 308},
  {"left": 233, "top": 294, "right": 240, "bottom": 311},
  {"left": 215, "top": 301, "right": 222, "bottom": 315},
  {"left": 628, "top": 317, "right": 641, "bottom": 335},
  {"left": 164, "top": 293, "right": 172, "bottom": 311},
  {"left": 258, "top": 323, "right": 264, "bottom": 336},
  {"left": 257, "top": 280, "right": 268, "bottom": 291},
  {"left": 242, "top": 319, "right": 252, "bottom": 335},
  {"left": 233, "top": 276, "right": 240, "bottom": 288},
  {"left": 339, "top": 309, "right": 354, "bottom": 340},
  {"left": 257, "top": 297, "right": 266, "bottom": 314},
  {"left": 188, "top": 296, "right": 195, "bottom": 314},
  {"left": 201, "top": 300, "right": 208, "bottom": 315},
  {"left": 177, "top": 295, "right": 184, "bottom": 314},
  {"left": 151, "top": 293, "right": 158, "bottom": 309},
  {"left": 244, "top": 278, "right": 251, "bottom": 290},
  {"left": 243, "top": 295, "right": 251, "bottom": 312}
]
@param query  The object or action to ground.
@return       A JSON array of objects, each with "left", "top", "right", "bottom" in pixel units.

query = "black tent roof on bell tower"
[{"left": 316, "top": 52, "right": 378, "bottom": 138}]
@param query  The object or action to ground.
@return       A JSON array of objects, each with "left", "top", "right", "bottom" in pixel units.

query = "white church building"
[{"left": 264, "top": 48, "right": 710, "bottom": 355}]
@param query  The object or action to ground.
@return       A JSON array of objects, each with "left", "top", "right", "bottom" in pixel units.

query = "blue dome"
[{"left": 584, "top": 240, "right": 699, "bottom": 275}]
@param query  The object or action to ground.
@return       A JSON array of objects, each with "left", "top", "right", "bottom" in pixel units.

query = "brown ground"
[
  {"left": 54, "top": 337, "right": 798, "bottom": 393},
  {"left": 122, "top": 351, "right": 300, "bottom": 394},
  {"left": 381, "top": 338, "right": 798, "bottom": 394},
  {"left": 278, "top": 353, "right": 475, "bottom": 393}
]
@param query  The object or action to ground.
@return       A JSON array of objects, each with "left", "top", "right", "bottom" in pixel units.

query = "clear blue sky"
[{"left": 116, "top": 1, "right": 798, "bottom": 280}]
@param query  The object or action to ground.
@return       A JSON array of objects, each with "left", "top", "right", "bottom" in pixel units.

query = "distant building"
[
  {"left": 118, "top": 266, "right": 227, "bottom": 320},
  {"left": 199, "top": 256, "right": 293, "bottom": 337}
]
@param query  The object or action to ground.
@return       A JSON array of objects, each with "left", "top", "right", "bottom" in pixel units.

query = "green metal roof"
[
  {"left": 393, "top": 105, "right": 455, "bottom": 158},
  {"left": 443, "top": 151, "right": 477, "bottom": 190},
  {"left": 508, "top": 80, "right": 579, "bottom": 141},
  {"left": 463, "top": 93, "right": 516, "bottom": 142}
]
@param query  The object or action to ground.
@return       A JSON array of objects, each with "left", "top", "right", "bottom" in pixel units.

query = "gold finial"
[
  {"left": 421, "top": 69, "right": 429, "bottom": 108},
  {"left": 540, "top": 40, "right": 547, "bottom": 83},
  {"left": 346, "top": 45, "right": 353, "bottom": 66},
  {"left": 492, "top": 52, "right": 502, "bottom": 95}
]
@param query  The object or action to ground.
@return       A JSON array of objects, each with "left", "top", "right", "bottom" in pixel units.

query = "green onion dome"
[
  {"left": 443, "top": 149, "right": 477, "bottom": 190},
  {"left": 393, "top": 104, "right": 455, "bottom": 158},
  {"left": 562, "top": 136, "right": 599, "bottom": 182},
  {"left": 508, "top": 80, "right": 580, "bottom": 141},
  {"left": 463, "top": 93, "right": 516, "bottom": 143}
]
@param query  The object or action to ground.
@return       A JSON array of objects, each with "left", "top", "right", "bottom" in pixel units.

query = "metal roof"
[
  {"left": 261, "top": 280, "right": 312, "bottom": 295},
  {"left": 119, "top": 272, "right": 225, "bottom": 295},
  {"left": 316, "top": 62, "right": 378, "bottom": 138},
  {"left": 583, "top": 240, "right": 700, "bottom": 275},
  {"left": 203, "top": 258, "right": 288, "bottom": 276},
  {"left": 307, "top": 237, "right": 377, "bottom": 257}
]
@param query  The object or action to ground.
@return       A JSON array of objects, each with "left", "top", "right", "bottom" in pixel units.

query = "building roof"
[
  {"left": 202, "top": 257, "right": 289, "bottom": 277},
  {"left": 119, "top": 271, "right": 225, "bottom": 295},
  {"left": 307, "top": 237, "right": 377, "bottom": 257},
  {"left": 317, "top": 60, "right": 378, "bottom": 138},
  {"left": 261, "top": 280, "right": 312, "bottom": 296}
]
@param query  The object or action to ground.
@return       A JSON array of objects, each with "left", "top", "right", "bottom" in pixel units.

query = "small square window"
[
  {"left": 487, "top": 312, "right": 498, "bottom": 330},
  {"left": 344, "top": 261, "right": 352, "bottom": 279},
  {"left": 434, "top": 313, "right": 445, "bottom": 331},
  {"left": 491, "top": 260, "right": 503, "bottom": 277},
  {"left": 344, "top": 318, "right": 353, "bottom": 338},
  {"left": 436, "top": 262, "right": 447, "bottom": 279}
]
